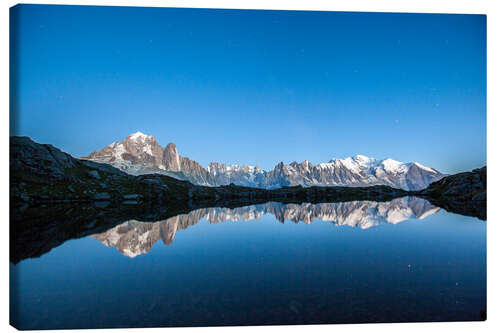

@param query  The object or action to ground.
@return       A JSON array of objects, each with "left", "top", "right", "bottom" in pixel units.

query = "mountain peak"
[
  {"left": 163, "top": 142, "right": 181, "bottom": 171},
  {"left": 353, "top": 154, "right": 372, "bottom": 161},
  {"left": 128, "top": 131, "right": 152, "bottom": 140},
  {"left": 380, "top": 158, "right": 405, "bottom": 172},
  {"left": 166, "top": 142, "right": 177, "bottom": 150}
]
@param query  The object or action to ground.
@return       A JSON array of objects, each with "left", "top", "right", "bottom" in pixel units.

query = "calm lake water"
[{"left": 10, "top": 197, "right": 486, "bottom": 329}]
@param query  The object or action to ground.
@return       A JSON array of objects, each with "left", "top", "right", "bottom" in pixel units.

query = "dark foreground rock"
[{"left": 419, "top": 167, "right": 486, "bottom": 220}]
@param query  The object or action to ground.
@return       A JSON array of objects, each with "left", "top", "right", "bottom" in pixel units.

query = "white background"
[{"left": 1, "top": 1, "right": 498, "bottom": 332}]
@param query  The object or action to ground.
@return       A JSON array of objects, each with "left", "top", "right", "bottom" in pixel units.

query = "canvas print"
[{"left": 9, "top": 4, "right": 486, "bottom": 330}]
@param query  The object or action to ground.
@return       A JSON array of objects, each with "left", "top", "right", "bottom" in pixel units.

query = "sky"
[{"left": 10, "top": 5, "right": 486, "bottom": 174}]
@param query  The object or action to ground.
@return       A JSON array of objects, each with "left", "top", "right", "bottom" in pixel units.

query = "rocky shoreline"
[{"left": 418, "top": 166, "right": 486, "bottom": 220}]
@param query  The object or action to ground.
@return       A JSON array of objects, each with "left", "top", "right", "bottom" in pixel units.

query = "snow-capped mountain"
[
  {"left": 92, "top": 197, "right": 440, "bottom": 258},
  {"left": 83, "top": 132, "right": 444, "bottom": 190}
]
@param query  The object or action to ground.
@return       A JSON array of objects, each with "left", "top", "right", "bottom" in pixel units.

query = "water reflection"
[
  {"left": 93, "top": 197, "right": 439, "bottom": 258},
  {"left": 10, "top": 196, "right": 486, "bottom": 329}
]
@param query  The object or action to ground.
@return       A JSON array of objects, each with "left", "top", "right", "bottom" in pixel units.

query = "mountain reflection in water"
[
  {"left": 10, "top": 195, "right": 486, "bottom": 329},
  {"left": 92, "top": 197, "right": 440, "bottom": 258}
]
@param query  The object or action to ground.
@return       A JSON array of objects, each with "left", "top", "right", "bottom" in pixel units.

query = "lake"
[{"left": 10, "top": 197, "right": 486, "bottom": 329}]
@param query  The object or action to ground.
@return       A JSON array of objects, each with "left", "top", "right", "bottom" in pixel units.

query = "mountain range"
[
  {"left": 84, "top": 132, "right": 444, "bottom": 190},
  {"left": 93, "top": 197, "right": 440, "bottom": 258},
  {"left": 10, "top": 136, "right": 486, "bottom": 263}
]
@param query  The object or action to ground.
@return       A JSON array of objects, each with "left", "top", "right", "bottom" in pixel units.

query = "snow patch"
[
  {"left": 414, "top": 162, "right": 437, "bottom": 173},
  {"left": 380, "top": 158, "right": 404, "bottom": 173},
  {"left": 129, "top": 131, "right": 150, "bottom": 140},
  {"left": 113, "top": 143, "right": 127, "bottom": 161}
]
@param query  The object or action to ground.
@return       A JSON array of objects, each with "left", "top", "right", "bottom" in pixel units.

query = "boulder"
[
  {"left": 472, "top": 191, "right": 486, "bottom": 201},
  {"left": 93, "top": 192, "right": 111, "bottom": 201},
  {"left": 88, "top": 170, "right": 101, "bottom": 180},
  {"left": 123, "top": 194, "right": 141, "bottom": 200}
]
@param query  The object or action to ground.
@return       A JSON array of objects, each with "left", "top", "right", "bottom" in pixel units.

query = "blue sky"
[{"left": 10, "top": 5, "right": 486, "bottom": 174}]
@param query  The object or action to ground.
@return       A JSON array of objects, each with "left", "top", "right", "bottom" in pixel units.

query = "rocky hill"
[{"left": 419, "top": 166, "right": 486, "bottom": 220}]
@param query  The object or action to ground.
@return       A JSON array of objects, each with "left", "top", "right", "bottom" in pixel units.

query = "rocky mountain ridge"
[
  {"left": 84, "top": 132, "right": 444, "bottom": 190},
  {"left": 11, "top": 136, "right": 408, "bottom": 207},
  {"left": 419, "top": 166, "right": 486, "bottom": 220}
]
